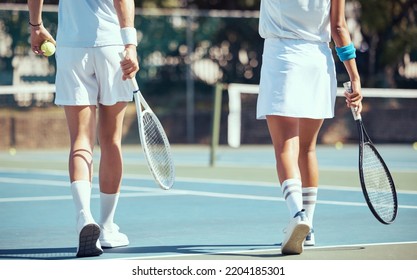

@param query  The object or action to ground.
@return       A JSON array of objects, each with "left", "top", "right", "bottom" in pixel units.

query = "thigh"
[
  {"left": 266, "top": 115, "right": 299, "bottom": 146},
  {"left": 299, "top": 118, "right": 324, "bottom": 151},
  {"left": 64, "top": 105, "right": 97, "bottom": 147},
  {"left": 97, "top": 102, "right": 128, "bottom": 144},
  {"left": 266, "top": 115, "right": 301, "bottom": 183}
]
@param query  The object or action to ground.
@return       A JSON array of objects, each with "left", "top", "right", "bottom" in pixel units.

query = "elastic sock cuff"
[{"left": 281, "top": 178, "right": 302, "bottom": 188}]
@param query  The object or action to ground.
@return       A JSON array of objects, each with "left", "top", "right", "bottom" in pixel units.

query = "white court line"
[
  {"left": 114, "top": 241, "right": 417, "bottom": 260},
  {"left": 1, "top": 175, "right": 416, "bottom": 209},
  {"left": 2, "top": 167, "right": 417, "bottom": 194},
  {"left": 0, "top": 192, "right": 181, "bottom": 203}
]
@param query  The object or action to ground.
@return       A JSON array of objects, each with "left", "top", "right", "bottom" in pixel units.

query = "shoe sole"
[
  {"left": 100, "top": 241, "right": 129, "bottom": 248},
  {"left": 281, "top": 223, "right": 310, "bottom": 255},
  {"left": 76, "top": 224, "right": 103, "bottom": 258},
  {"left": 304, "top": 240, "right": 315, "bottom": 246}
]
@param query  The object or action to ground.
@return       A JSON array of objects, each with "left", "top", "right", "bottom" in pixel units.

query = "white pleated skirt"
[{"left": 257, "top": 38, "right": 337, "bottom": 119}]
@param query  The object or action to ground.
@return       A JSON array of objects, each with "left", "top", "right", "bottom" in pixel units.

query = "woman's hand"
[
  {"left": 344, "top": 80, "right": 363, "bottom": 113},
  {"left": 30, "top": 24, "right": 56, "bottom": 56},
  {"left": 120, "top": 45, "right": 139, "bottom": 80}
]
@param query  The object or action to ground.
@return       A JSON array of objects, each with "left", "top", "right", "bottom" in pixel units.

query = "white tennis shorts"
[
  {"left": 55, "top": 46, "right": 133, "bottom": 106},
  {"left": 257, "top": 38, "right": 337, "bottom": 119}
]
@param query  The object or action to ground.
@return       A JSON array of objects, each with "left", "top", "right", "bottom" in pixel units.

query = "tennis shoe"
[
  {"left": 99, "top": 223, "right": 129, "bottom": 248},
  {"left": 304, "top": 229, "right": 315, "bottom": 246},
  {"left": 76, "top": 210, "right": 103, "bottom": 258},
  {"left": 281, "top": 209, "right": 310, "bottom": 255}
]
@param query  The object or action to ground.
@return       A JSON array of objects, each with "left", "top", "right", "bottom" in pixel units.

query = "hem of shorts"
[
  {"left": 54, "top": 99, "right": 133, "bottom": 106},
  {"left": 257, "top": 112, "right": 335, "bottom": 120}
]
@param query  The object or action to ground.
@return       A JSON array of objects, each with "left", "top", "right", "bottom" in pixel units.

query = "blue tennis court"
[{"left": 0, "top": 144, "right": 416, "bottom": 260}]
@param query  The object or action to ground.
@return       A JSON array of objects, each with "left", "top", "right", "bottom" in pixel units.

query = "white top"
[
  {"left": 259, "top": 0, "right": 331, "bottom": 42},
  {"left": 56, "top": 0, "right": 123, "bottom": 47}
]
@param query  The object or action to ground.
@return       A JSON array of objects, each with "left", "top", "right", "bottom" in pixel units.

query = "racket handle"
[
  {"left": 343, "top": 81, "right": 362, "bottom": 121},
  {"left": 118, "top": 51, "right": 140, "bottom": 91},
  {"left": 128, "top": 75, "right": 140, "bottom": 92}
]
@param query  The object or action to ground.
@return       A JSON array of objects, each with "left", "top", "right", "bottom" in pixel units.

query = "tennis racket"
[
  {"left": 344, "top": 81, "right": 398, "bottom": 224},
  {"left": 119, "top": 52, "right": 175, "bottom": 190}
]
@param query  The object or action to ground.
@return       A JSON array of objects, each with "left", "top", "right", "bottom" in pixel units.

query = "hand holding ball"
[{"left": 40, "top": 41, "right": 56, "bottom": 57}]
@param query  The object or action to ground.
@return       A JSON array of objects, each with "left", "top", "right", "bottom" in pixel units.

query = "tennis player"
[
  {"left": 28, "top": 0, "right": 139, "bottom": 257},
  {"left": 257, "top": 0, "right": 363, "bottom": 255}
]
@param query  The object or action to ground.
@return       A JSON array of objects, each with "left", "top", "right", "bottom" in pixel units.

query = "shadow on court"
[
  {"left": 1, "top": 242, "right": 416, "bottom": 260},
  {"left": 0, "top": 243, "right": 279, "bottom": 260}
]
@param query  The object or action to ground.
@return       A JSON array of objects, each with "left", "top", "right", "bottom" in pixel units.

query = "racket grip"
[
  {"left": 343, "top": 81, "right": 361, "bottom": 121},
  {"left": 128, "top": 76, "right": 140, "bottom": 92},
  {"left": 118, "top": 51, "right": 140, "bottom": 91}
]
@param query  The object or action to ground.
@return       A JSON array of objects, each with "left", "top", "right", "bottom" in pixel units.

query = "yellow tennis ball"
[
  {"left": 335, "top": 141, "right": 344, "bottom": 150},
  {"left": 9, "top": 148, "right": 16, "bottom": 156},
  {"left": 40, "top": 41, "right": 56, "bottom": 57}
]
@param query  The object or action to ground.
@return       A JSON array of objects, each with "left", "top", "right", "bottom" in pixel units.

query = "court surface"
[{"left": 0, "top": 144, "right": 416, "bottom": 260}]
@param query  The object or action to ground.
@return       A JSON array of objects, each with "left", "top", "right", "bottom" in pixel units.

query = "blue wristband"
[{"left": 335, "top": 42, "right": 356, "bottom": 61}]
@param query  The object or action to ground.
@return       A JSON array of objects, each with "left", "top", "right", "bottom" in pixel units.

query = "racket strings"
[
  {"left": 142, "top": 112, "right": 174, "bottom": 188},
  {"left": 362, "top": 144, "right": 396, "bottom": 221}
]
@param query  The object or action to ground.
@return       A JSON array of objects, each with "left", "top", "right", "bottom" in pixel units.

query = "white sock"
[
  {"left": 303, "top": 187, "right": 318, "bottom": 227},
  {"left": 71, "top": 180, "right": 92, "bottom": 216},
  {"left": 281, "top": 178, "right": 303, "bottom": 218},
  {"left": 100, "top": 192, "right": 120, "bottom": 230}
]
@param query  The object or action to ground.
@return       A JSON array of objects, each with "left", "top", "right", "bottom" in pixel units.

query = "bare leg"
[
  {"left": 266, "top": 115, "right": 301, "bottom": 184},
  {"left": 96, "top": 102, "right": 130, "bottom": 248},
  {"left": 64, "top": 105, "right": 96, "bottom": 183},
  {"left": 97, "top": 102, "right": 128, "bottom": 194},
  {"left": 298, "top": 118, "right": 324, "bottom": 187},
  {"left": 299, "top": 118, "right": 323, "bottom": 245},
  {"left": 266, "top": 115, "right": 322, "bottom": 253},
  {"left": 266, "top": 115, "right": 303, "bottom": 218},
  {"left": 64, "top": 105, "right": 102, "bottom": 257}
]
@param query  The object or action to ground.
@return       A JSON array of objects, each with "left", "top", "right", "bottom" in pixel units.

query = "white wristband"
[{"left": 120, "top": 27, "right": 137, "bottom": 46}]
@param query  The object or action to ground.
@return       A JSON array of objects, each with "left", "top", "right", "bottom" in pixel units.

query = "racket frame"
[
  {"left": 343, "top": 81, "right": 398, "bottom": 224},
  {"left": 119, "top": 52, "right": 175, "bottom": 190}
]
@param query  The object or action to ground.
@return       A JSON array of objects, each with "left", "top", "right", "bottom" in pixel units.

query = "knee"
[
  {"left": 99, "top": 138, "right": 121, "bottom": 151},
  {"left": 299, "top": 146, "right": 316, "bottom": 160},
  {"left": 70, "top": 137, "right": 95, "bottom": 152}
]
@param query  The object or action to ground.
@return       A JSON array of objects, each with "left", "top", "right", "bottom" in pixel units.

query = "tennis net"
[
  {"left": 224, "top": 83, "right": 417, "bottom": 148},
  {"left": 0, "top": 83, "right": 64, "bottom": 150},
  {"left": 0, "top": 83, "right": 56, "bottom": 107}
]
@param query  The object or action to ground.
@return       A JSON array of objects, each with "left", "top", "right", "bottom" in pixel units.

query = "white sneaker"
[
  {"left": 281, "top": 210, "right": 310, "bottom": 255},
  {"left": 76, "top": 210, "right": 103, "bottom": 258},
  {"left": 304, "top": 229, "right": 315, "bottom": 246},
  {"left": 99, "top": 223, "right": 129, "bottom": 248}
]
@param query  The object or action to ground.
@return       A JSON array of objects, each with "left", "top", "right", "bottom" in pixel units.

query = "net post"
[
  {"left": 209, "top": 82, "right": 224, "bottom": 167},
  {"left": 10, "top": 115, "right": 16, "bottom": 148}
]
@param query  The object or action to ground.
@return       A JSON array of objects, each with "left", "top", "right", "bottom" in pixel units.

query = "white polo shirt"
[
  {"left": 56, "top": 0, "right": 123, "bottom": 47},
  {"left": 259, "top": 0, "right": 331, "bottom": 42}
]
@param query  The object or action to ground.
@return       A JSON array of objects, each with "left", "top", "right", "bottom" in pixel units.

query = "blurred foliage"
[
  {"left": 0, "top": 0, "right": 416, "bottom": 89},
  {"left": 356, "top": 0, "right": 417, "bottom": 87},
  {"left": 0, "top": 6, "right": 261, "bottom": 85},
  {"left": 0, "top": 0, "right": 261, "bottom": 10}
]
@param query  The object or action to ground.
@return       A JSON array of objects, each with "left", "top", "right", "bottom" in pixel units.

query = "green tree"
[
  {"left": 0, "top": 0, "right": 261, "bottom": 9},
  {"left": 2, "top": 0, "right": 416, "bottom": 87},
  {"left": 357, "top": 0, "right": 417, "bottom": 87}
]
